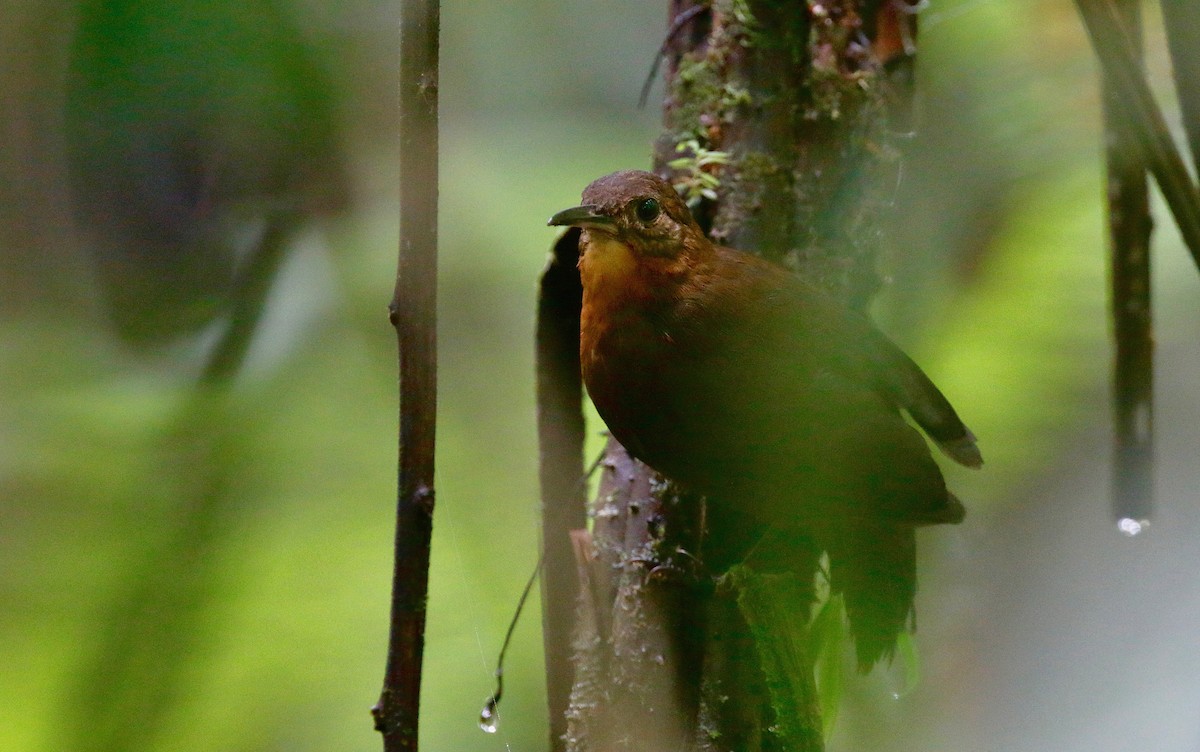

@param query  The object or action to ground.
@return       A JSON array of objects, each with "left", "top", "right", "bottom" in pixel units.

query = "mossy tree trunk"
[{"left": 543, "top": 2, "right": 919, "bottom": 749}]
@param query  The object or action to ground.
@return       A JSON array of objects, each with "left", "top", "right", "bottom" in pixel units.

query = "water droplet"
[
  {"left": 475, "top": 695, "right": 499, "bottom": 734},
  {"left": 479, "top": 696, "right": 499, "bottom": 734},
  {"left": 1117, "top": 517, "right": 1149, "bottom": 537}
]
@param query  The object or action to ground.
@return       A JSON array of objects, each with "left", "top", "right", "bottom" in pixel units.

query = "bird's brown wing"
[
  {"left": 651, "top": 248, "right": 977, "bottom": 668},
  {"left": 665, "top": 249, "right": 971, "bottom": 523},
  {"left": 853, "top": 327, "right": 983, "bottom": 468},
  {"left": 668, "top": 251, "right": 976, "bottom": 668},
  {"left": 709, "top": 250, "right": 982, "bottom": 469}
]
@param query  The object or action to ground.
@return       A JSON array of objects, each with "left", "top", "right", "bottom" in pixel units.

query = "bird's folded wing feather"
[{"left": 690, "top": 250, "right": 982, "bottom": 469}]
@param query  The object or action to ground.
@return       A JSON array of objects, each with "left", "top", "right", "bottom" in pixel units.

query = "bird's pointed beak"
[{"left": 547, "top": 204, "right": 613, "bottom": 229}]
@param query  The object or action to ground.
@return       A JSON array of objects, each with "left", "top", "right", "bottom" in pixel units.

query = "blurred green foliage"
[
  {"left": 0, "top": 1, "right": 1195, "bottom": 751},
  {"left": 66, "top": 0, "right": 345, "bottom": 343}
]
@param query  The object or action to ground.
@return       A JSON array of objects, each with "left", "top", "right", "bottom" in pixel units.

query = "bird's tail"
[{"left": 823, "top": 519, "right": 917, "bottom": 671}]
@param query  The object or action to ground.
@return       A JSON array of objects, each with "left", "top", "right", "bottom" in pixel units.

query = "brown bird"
[{"left": 549, "top": 169, "right": 981, "bottom": 667}]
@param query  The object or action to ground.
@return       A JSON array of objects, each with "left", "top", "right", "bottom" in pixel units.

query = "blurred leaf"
[
  {"left": 893, "top": 630, "right": 921, "bottom": 698},
  {"left": 808, "top": 592, "right": 847, "bottom": 740},
  {"left": 728, "top": 566, "right": 824, "bottom": 751},
  {"left": 65, "top": 0, "right": 345, "bottom": 344}
]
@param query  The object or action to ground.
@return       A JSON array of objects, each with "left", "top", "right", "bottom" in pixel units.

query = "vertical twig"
[
  {"left": 1074, "top": 0, "right": 1200, "bottom": 271},
  {"left": 536, "top": 228, "right": 587, "bottom": 750},
  {"left": 1098, "top": 0, "right": 1154, "bottom": 530},
  {"left": 373, "top": 1, "right": 439, "bottom": 749}
]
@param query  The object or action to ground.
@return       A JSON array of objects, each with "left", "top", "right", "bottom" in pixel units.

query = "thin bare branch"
[
  {"left": 373, "top": 0, "right": 439, "bottom": 749},
  {"left": 537, "top": 228, "right": 588, "bottom": 751},
  {"left": 1099, "top": 0, "right": 1154, "bottom": 528},
  {"left": 1075, "top": 0, "right": 1200, "bottom": 271},
  {"left": 1161, "top": 0, "right": 1200, "bottom": 176}
]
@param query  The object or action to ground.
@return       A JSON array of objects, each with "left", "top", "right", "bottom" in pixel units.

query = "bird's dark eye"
[{"left": 634, "top": 197, "right": 661, "bottom": 224}]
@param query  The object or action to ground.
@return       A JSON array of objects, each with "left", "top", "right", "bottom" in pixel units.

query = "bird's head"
[{"left": 547, "top": 170, "right": 707, "bottom": 274}]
